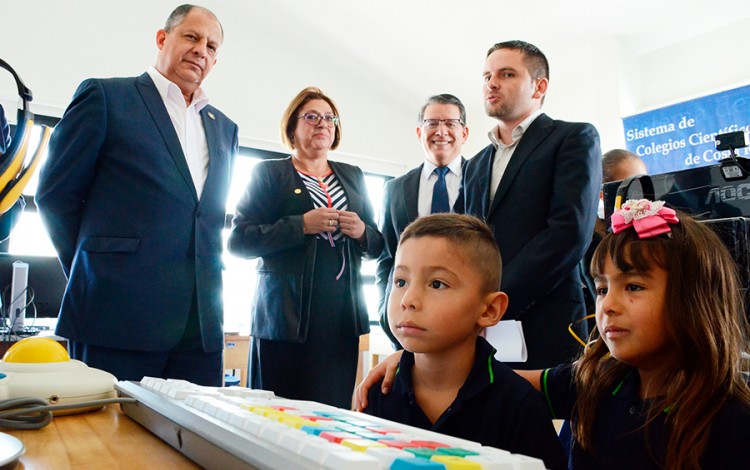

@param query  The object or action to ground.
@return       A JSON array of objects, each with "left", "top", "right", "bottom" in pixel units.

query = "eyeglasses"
[
  {"left": 421, "top": 119, "right": 464, "bottom": 130},
  {"left": 297, "top": 113, "right": 339, "bottom": 127}
]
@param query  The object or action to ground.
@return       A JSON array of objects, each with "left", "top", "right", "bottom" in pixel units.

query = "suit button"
[{"left": 196, "top": 210, "right": 202, "bottom": 218}]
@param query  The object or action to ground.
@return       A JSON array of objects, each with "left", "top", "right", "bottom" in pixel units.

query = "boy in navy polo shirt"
[{"left": 363, "top": 214, "right": 565, "bottom": 470}]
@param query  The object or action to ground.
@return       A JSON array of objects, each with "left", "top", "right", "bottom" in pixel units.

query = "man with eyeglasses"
[
  {"left": 376, "top": 93, "right": 469, "bottom": 347},
  {"left": 456, "top": 40, "right": 602, "bottom": 370},
  {"left": 36, "top": 5, "right": 238, "bottom": 386}
]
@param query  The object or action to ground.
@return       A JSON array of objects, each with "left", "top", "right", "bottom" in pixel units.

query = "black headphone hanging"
[
  {"left": 0, "top": 58, "right": 50, "bottom": 214},
  {"left": 614, "top": 174, "right": 655, "bottom": 210}
]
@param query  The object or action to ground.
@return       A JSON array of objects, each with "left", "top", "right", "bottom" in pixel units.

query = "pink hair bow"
[{"left": 611, "top": 199, "right": 679, "bottom": 238}]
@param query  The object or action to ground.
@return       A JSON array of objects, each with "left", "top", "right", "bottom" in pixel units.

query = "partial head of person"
[
  {"left": 155, "top": 4, "right": 224, "bottom": 103},
  {"left": 579, "top": 199, "right": 750, "bottom": 467},
  {"left": 602, "top": 148, "right": 648, "bottom": 184},
  {"left": 416, "top": 94, "right": 469, "bottom": 167},
  {"left": 597, "top": 149, "right": 648, "bottom": 220},
  {"left": 389, "top": 213, "right": 508, "bottom": 354},
  {"left": 280, "top": 87, "right": 342, "bottom": 155},
  {"left": 483, "top": 40, "right": 549, "bottom": 125}
]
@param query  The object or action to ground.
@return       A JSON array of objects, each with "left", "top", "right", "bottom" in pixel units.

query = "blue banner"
[{"left": 623, "top": 84, "right": 750, "bottom": 175}]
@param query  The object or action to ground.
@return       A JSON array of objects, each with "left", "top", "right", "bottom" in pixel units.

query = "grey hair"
[{"left": 417, "top": 94, "right": 467, "bottom": 125}]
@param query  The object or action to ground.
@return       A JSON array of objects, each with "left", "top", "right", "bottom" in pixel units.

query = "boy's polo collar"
[
  {"left": 456, "top": 336, "right": 498, "bottom": 402},
  {"left": 393, "top": 336, "right": 497, "bottom": 408}
]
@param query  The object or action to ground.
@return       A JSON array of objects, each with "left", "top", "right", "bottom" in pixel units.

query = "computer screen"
[{"left": 0, "top": 253, "right": 66, "bottom": 319}]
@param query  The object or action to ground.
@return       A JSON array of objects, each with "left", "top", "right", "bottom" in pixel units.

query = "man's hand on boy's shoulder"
[
  {"left": 513, "top": 369, "right": 545, "bottom": 392},
  {"left": 355, "top": 350, "right": 403, "bottom": 411}
]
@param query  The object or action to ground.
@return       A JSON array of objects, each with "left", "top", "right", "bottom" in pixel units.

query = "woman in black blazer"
[{"left": 228, "top": 87, "right": 383, "bottom": 408}]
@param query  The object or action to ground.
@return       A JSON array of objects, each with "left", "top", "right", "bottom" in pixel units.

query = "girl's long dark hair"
[{"left": 575, "top": 211, "right": 750, "bottom": 469}]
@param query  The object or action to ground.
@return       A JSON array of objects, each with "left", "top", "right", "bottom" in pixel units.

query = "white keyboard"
[{"left": 116, "top": 378, "right": 547, "bottom": 469}]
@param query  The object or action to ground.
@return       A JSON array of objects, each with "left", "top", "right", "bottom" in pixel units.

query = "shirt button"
[{"left": 629, "top": 405, "right": 638, "bottom": 415}]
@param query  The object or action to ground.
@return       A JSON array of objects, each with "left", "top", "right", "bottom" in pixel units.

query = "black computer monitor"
[{"left": 0, "top": 253, "right": 66, "bottom": 320}]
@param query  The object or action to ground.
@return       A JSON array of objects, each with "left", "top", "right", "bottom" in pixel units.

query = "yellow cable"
[{"left": 568, "top": 314, "right": 596, "bottom": 349}]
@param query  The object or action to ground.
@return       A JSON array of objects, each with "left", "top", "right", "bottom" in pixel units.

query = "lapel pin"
[
  {"left": 294, "top": 188, "right": 302, "bottom": 194},
  {"left": 208, "top": 112, "right": 216, "bottom": 120}
]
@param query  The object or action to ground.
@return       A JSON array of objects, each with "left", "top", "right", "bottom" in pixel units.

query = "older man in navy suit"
[
  {"left": 376, "top": 94, "right": 469, "bottom": 347},
  {"left": 36, "top": 4, "right": 238, "bottom": 385},
  {"left": 456, "top": 41, "right": 601, "bottom": 370}
]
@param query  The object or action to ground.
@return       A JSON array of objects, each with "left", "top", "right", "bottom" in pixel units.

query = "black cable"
[{"left": 0, "top": 396, "right": 137, "bottom": 430}]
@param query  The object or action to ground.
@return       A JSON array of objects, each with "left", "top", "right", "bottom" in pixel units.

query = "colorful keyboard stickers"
[{"left": 116, "top": 378, "right": 546, "bottom": 469}]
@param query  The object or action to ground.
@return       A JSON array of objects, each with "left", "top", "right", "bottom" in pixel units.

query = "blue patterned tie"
[{"left": 431, "top": 166, "right": 450, "bottom": 214}]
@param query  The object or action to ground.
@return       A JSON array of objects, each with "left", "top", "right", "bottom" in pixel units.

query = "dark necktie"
[{"left": 431, "top": 166, "right": 450, "bottom": 214}]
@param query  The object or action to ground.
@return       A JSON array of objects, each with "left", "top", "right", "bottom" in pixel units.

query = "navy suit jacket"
[
  {"left": 227, "top": 157, "right": 383, "bottom": 342},
  {"left": 375, "top": 158, "right": 466, "bottom": 346},
  {"left": 36, "top": 73, "right": 238, "bottom": 353},
  {"left": 456, "top": 114, "right": 601, "bottom": 368}
]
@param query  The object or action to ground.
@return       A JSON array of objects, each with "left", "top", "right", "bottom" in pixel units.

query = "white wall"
[
  {"left": 637, "top": 17, "right": 750, "bottom": 112},
  {"left": 1, "top": 1, "right": 748, "bottom": 176},
  {"left": 1, "top": 0, "right": 416, "bottom": 175}
]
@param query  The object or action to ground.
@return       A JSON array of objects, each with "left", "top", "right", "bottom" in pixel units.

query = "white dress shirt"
[
  {"left": 488, "top": 110, "right": 543, "bottom": 202},
  {"left": 418, "top": 156, "right": 463, "bottom": 217},
  {"left": 147, "top": 66, "right": 210, "bottom": 199}
]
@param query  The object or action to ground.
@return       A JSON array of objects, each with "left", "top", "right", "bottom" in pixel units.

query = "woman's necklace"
[{"left": 293, "top": 156, "right": 331, "bottom": 187}]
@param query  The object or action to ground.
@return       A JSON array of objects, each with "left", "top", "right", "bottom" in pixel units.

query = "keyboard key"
[
  {"left": 238, "top": 413, "right": 270, "bottom": 436},
  {"left": 436, "top": 447, "right": 480, "bottom": 457},
  {"left": 465, "top": 453, "right": 546, "bottom": 470},
  {"left": 412, "top": 440, "right": 451, "bottom": 449},
  {"left": 339, "top": 438, "right": 388, "bottom": 452},
  {"left": 258, "top": 421, "right": 289, "bottom": 444},
  {"left": 299, "top": 436, "right": 347, "bottom": 464},
  {"left": 432, "top": 455, "right": 482, "bottom": 469},
  {"left": 382, "top": 439, "right": 423, "bottom": 449},
  {"left": 320, "top": 431, "right": 360, "bottom": 443},
  {"left": 301, "top": 424, "right": 340, "bottom": 436},
  {"left": 218, "top": 387, "right": 275, "bottom": 399},
  {"left": 391, "top": 457, "right": 448, "bottom": 469},
  {"left": 405, "top": 447, "right": 439, "bottom": 459},
  {"left": 364, "top": 446, "right": 413, "bottom": 467},
  {"left": 277, "top": 428, "right": 311, "bottom": 453},
  {"left": 226, "top": 410, "right": 258, "bottom": 430},
  {"left": 320, "top": 449, "right": 381, "bottom": 469}
]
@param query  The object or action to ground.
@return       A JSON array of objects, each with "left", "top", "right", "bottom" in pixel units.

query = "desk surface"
[{"left": 5, "top": 404, "right": 199, "bottom": 469}]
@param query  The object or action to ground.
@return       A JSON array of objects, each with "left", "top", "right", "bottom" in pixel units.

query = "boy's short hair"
[{"left": 399, "top": 214, "right": 502, "bottom": 293}]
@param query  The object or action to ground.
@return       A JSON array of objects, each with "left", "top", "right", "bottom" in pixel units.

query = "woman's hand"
[
  {"left": 303, "top": 207, "right": 340, "bottom": 234},
  {"left": 337, "top": 210, "right": 366, "bottom": 241},
  {"left": 355, "top": 350, "right": 403, "bottom": 411}
]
